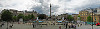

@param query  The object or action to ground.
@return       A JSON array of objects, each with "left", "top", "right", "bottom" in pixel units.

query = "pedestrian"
[
  {"left": 69, "top": 25, "right": 71, "bottom": 28},
  {"left": 74, "top": 25, "right": 76, "bottom": 29},
  {"left": 78, "top": 24, "right": 79, "bottom": 27},
  {"left": 72, "top": 25, "right": 74, "bottom": 28},
  {"left": 9, "top": 25, "right": 12, "bottom": 28},
  {"left": 0, "top": 24, "right": 2, "bottom": 27},
  {"left": 81, "top": 24, "right": 82, "bottom": 26},
  {"left": 0, "top": 23, "right": 4, "bottom": 27},
  {"left": 66, "top": 24, "right": 67, "bottom": 28},
  {"left": 59, "top": 26, "right": 61, "bottom": 29},
  {"left": 73, "top": 24, "right": 76, "bottom": 29},
  {"left": 32, "top": 23, "right": 34, "bottom": 28},
  {"left": 2, "top": 23, "right": 4, "bottom": 26},
  {"left": 9, "top": 24, "right": 13, "bottom": 28}
]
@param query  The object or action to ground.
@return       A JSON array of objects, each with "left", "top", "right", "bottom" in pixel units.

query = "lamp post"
[{"left": 90, "top": 8, "right": 94, "bottom": 29}]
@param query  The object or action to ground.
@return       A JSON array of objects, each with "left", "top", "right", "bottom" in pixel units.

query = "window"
[
  {"left": 90, "top": 14, "right": 94, "bottom": 15},
  {"left": 90, "top": 14, "right": 92, "bottom": 15},
  {"left": 85, "top": 12, "right": 87, "bottom": 14},
  {"left": 82, "top": 14, "right": 83, "bottom": 16},
  {"left": 86, "top": 14, "right": 87, "bottom": 15},
  {"left": 79, "top": 14, "right": 80, "bottom": 15},
  {"left": 84, "top": 14, "right": 85, "bottom": 15}
]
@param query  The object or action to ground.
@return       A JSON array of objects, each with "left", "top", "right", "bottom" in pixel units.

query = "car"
[{"left": 96, "top": 23, "right": 100, "bottom": 26}]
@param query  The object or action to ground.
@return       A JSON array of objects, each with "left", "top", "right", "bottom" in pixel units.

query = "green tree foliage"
[
  {"left": 27, "top": 14, "right": 31, "bottom": 19},
  {"left": 12, "top": 16, "right": 17, "bottom": 21},
  {"left": 23, "top": 14, "right": 35, "bottom": 21},
  {"left": 23, "top": 16, "right": 28, "bottom": 21},
  {"left": 78, "top": 15, "right": 80, "bottom": 17},
  {"left": 67, "top": 15, "right": 74, "bottom": 21},
  {"left": 78, "top": 15, "right": 81, "bottom": 20},
  {"left": 17, "top": 14, "right": 24, "bottom": 19},
  {"left": 30, "top": 14, "right": 35, "bottom": 19},
  {"left": 38, "top": 14, "right": 46, "bottom": 19},
  {"left": 87, "top": 16, "right": 92, "bottom": 22},
  {"left": 1, "top": 10, "right": 13, "bottom": 22}
]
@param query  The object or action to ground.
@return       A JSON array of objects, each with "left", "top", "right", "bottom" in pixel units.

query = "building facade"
[
  {"left": 24, "top": 10, "right": 38, "bottom": 18},
  {"left": 79, "top": 8, "right": 100, "bottom": 23},
  {"left": 56, "top": 13, "right": 68, "bottom": 20},
  {"left": 1, "top": 9, "right": 38, "bottom": 19},
  {"left": 79, "top": 10, "right": 89, "bottom": 22}
]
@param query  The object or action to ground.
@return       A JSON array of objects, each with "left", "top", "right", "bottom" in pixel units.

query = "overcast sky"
[{"left": 0, "top": 0, "right": 100, "bottom": 15}]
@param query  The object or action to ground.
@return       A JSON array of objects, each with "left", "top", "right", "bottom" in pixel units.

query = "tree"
[
  {"left": 27, "top": 14, "right": 31, "bottom": 19},
  {"left": 38, "top": 14, "right": 46, "bottom": 19},
  {"left": 67, "top": 15, "right": 74, "bottom": 21},
  {"left": 12, "top": 16, "right": 17, "bottom": 21},
  {"left": 78, "top": 15, "right": 80, "bottom": 17},
  {"left": 87, "top": 16, "right": 92, "bottom": 22},
  {"left": 23, "top": 16, "right": 28, "bottom": 21},
  {"left": 17, "top": 14, "right": 24, "bottom": 19},
  {"left": 1, "top": 10, "right": 13, "bottom": 22},
  {"left": 1, "top": 10, "right": 13, "bottom": 29},
  {"left": 23, "top": 14, "right": 35, "bottom": 21},
  {"left": 30, "top": 14, "right": 35, "bottom": 19},
  {"left": 78, "top": 15, "right": 82, "bottom": 20}
]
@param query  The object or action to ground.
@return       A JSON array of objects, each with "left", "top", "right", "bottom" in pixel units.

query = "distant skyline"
[{"left": 0, "top": 0, "right": 100, "bottom": 15}]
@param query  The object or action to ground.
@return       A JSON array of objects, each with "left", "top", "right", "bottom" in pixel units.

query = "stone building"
[
  {"left": 9, "top": 9, "right": 23, "bottom": 16},
  {"left": 79, "top": 10, "right": 89, "bottom": 21},
  {"left": 1, "top": 9, "right": 38, "bottom": 19},
  {"left": 79, "top": 8, "right": 100, "bottom": 23},
  {"left": 56, "top": 13, "right": 68, "bottom": 20},
  {"left": 24, "top": 10, "right": 38, "bottom": 18}
]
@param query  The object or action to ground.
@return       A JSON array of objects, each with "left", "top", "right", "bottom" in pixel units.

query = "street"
[
  {"left": 1, "top": 23, "right": 100, "bottom": 29},
  {"left": 0, "top": 23, "right": 66, "bottom": 29},
  {"left": 76, "top": 25, "right": 100, "bottom": 29}
]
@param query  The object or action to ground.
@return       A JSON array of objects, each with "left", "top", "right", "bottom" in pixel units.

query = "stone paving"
[{"left": 0, "top": 23, "right": 100, "bottom": 29}]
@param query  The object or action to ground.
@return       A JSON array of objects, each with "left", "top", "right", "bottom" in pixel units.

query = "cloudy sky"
[{"left": 0, "top": 0, "right": 100, "bottom": 15}]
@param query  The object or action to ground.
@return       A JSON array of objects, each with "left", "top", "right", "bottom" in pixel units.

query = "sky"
[{"left": 0, "top": 0, "right": 100, "bottom": 15}]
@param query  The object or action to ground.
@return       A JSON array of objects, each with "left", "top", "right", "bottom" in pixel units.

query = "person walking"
[
  {"left": 9, "top": 22, "right": 13, "bottom": 28},
  {"left": 0, "top": 24, "right": 2, "bottom": 27},
  {"left": 78, "top": 24, "right": 79, "bottom": 27},
  {"left": 9, "top": 25, "right": 13, "bottom": 28},
  {"left": 66, "top": 24, "right": 68, "bottom": 29},
  {"left": 73, "top": 24, "right": 76, "bottom": 29},
  {"left": 0, "top": 23, "right": 4, "bottom": 27},
  {"left": 32, "top": 23, "right": 34, "bottom": 28},
  {"left": 59, "top": 26, "right": 61, "bottom": 29}
]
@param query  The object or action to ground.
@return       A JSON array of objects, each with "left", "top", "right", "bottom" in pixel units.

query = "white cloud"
[
  {"left": 0, "top": 0, "right": 40, "bottom": 11},
  {"left": 50, "top": 0, "right": 100, "bottom": 15},
  {"left": 0, "top": 0, "right": 100, "bottom": 15}
]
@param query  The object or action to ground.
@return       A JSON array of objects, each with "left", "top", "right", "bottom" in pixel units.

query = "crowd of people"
[
  {"left": 67, "top": 23, "right": 76, "bottom": 29},
  {"left": 0, "top": 21, "right": 85, "bottom": 29}
]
